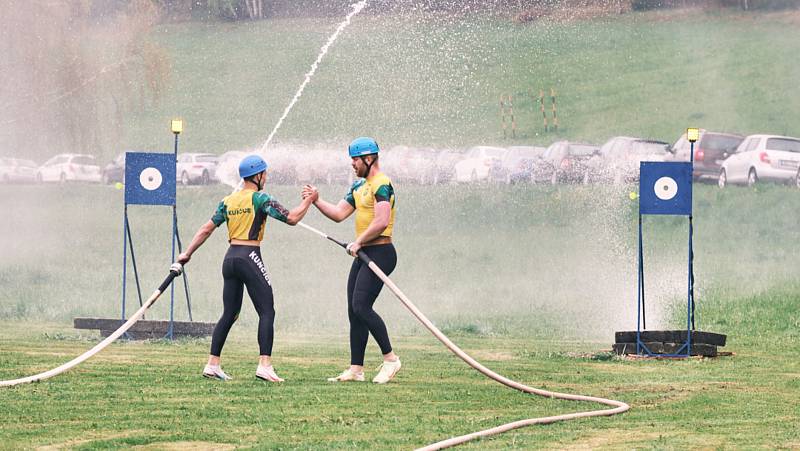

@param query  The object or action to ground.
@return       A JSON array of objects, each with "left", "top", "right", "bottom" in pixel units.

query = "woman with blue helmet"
[
  {"left": 302, "top": 137, "right": 401, "bottom": 384},
  {"left": 178, "top": 154, "right": 317, "bottom": 382}
]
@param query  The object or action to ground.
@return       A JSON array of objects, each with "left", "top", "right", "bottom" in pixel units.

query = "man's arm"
[
  {"left": 284, "top": 194, "right": 316, "bottom": 226},
  {"left": 347, "top": 201, "right": 390, "bottom": 256},
  {"left": 313, "top": 198, "right": 355, "bottom": 223},
  {"left": 177, "top": 220, "right": 217, "bottom": 264}
]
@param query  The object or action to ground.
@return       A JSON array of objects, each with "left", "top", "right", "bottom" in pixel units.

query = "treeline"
[{"left": 88, "top": 0, "right": 798, "bottom": 23}]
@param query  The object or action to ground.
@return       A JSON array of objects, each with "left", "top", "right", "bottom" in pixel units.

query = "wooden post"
[
  {"left": 509, "top": 94, "right": 516, "bottom": 139},
  {"left": 551, "top": 88, "right": 558, "bottom": 132},
  {"left": 539, "top": 89, "right": 548, "bottom": 133},
  {"left": 500, "top": 95, "right": 507, "bottom": 139}
]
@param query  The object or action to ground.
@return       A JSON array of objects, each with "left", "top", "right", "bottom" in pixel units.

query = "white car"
[
  {"left": 176, "top": 153, "right": 218, "bottom": 185},
  {"left": 0, "top": 158, "right": 38, "bottom": 183},
  {"left": 37, "top": 153, "right": 102, "bottom": 183},
  {"left": 719, "top": 134, "right": 800, "bottom": 188},
  {"left": 598, "top": 137, "right": 672, "bottom": 184},
  {"left": 453, "top": 146, "right": 508, "bottom": 182}
]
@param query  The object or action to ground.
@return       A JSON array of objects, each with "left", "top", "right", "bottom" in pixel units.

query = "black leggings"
[
  {"left": 347, "top": 243, "right": 397, "bottom": 366},
  {"left": 210, "top": 245, "right": 275, "bottom": 357}
]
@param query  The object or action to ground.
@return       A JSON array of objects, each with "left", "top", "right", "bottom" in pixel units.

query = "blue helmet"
[
  {"left": 238, "top": 155, "right": 268, "bottom": 178},
  {"left": 348, "top": 137, "right": 380, "bottom": 158}
]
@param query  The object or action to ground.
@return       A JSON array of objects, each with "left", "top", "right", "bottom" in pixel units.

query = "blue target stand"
[
  {"left": 613, "top": 136, "right": 727, "bottom": 357},
  {"left": 121, "top": 152, "right": 188, "bottom": 339}
]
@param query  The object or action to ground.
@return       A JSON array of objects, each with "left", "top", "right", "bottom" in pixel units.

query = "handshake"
[{"left": 301, "top": 184, "right": 319, "bottom": 203}]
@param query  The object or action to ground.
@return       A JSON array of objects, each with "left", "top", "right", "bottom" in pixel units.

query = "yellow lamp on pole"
[
  {"left": 687, "top": 127, "right": 700, "bottom": 143},
  {"left": 171, "top": 119, "right": 183, "bottom": 135}
]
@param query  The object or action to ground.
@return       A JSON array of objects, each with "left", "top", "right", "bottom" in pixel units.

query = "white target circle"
[
  {"left": 654, "top": 176, "right": 678, "bottom": 200},
  {"left": 139, "top": 167, "right": 163, "bottom": 191}
]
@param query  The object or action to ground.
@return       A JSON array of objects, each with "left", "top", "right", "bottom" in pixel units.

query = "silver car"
[
  {"left": 719, "top": 134, "right": 800, "bottom": 188},
  {"left": 37, "top": 153, "right": 102, "bottom": 183},
  {"left": 0, "top": 158, "right": 38, "bottom": 183},
  {"left": 176, "top": 153, "right": 218, "bottom": 185}
]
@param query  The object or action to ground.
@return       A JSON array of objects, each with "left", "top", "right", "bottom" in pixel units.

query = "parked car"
[
  {"left": 102, "top": 153, "right": 126, "bottom": 184},
  {"left": 453, "top": 146, "right": 507, "bottom": 182},
  {"left": 493, "top": 146, "right": 546, "bottom": 184},
  {"left": 37, "top": 153, "right": 102, "bottom": 183},
  {"left": 0, "top": 157, "right": 38, "bottom": 183},
  {"left": 671, "top": 130, "right": 744, "bottom": 182},
  {"left": 598, "top": 137, "right": 671, "bottom": 184},
  {"left": 541, "top": 141, "right": 601, "bottom": 184},
  {"left": 215, "top": 150, "right": 247, "bottom": 186},
  {"left": 176, "top": 152, "right": 218, "bottom": 185},
  {"left": 718, "top": 134, "right": 800, "bottom": 188},
  {"left": 382, "top": 146, "right": 437, "bottom": 185},
  {"left": 432, "top": 149, "right": 462, "bottom": 184}
]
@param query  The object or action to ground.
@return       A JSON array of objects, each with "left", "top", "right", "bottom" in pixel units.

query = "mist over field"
[{"left": 1, "top": 1, "right": 799, "bottom": 343}]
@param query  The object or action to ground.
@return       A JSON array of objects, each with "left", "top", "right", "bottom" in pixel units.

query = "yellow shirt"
[
  {"left": 211, "top": 189, "right": 289, "bottom": 241},
  {"left": 344, "top": 172, "right": 396, "bottom": 238}
]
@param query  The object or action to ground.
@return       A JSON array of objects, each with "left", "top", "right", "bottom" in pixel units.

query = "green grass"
[
  {"left": 116, "top": 9, "right": 800, "bottom": 156},
  {"left": 0, "top": 182, "right": 799, "bottom": 448}
]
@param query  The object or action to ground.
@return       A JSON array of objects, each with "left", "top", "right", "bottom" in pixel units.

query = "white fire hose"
[
  {"left": 1, "top": 224, "right": 630, "bottom": 450},
  {"left": 0, "top": 264, "right": 183, "bottom": 387},
  {"left": 297, "top": 222, "right": 630, "bottom": 450}
]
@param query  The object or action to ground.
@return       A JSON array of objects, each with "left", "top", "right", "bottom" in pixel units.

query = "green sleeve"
[
  {"left": 254, "top": 192, "right": 290, "bottom": 223},
  {"left": 210, "top": 201, "right": 226, "bottom": 226},
  {"left": 374, "top": 184, "right": 394, "bottom": 203}
]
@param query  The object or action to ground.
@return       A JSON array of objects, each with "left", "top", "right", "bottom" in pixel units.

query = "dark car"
[
  {"left": 491, "top": 146, "right": 546, "bottom": 184},
  {"left": 102, "top": 153, "right": 125, "bottom": 184},
  {"left": 671, "top": 130, "right": 744, "bottom": 182},
  {"left": 541, "top": 141, "right": 601, "bottom": 184}
]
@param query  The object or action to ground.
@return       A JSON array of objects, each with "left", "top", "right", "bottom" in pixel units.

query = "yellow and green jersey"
[
  {"left": 344, "top": 172, "right": 396, "bottom": 238},
  {"left": 211, "top": 189, "right": 289, "bottom": 241}
]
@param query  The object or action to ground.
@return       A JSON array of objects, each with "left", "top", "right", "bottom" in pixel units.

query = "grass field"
[
  {"left": 113, "top": 8, "right": 800, "bottom": 157},
  {"left": 1, "top": 182, "right": 799, "bottom": 448}
]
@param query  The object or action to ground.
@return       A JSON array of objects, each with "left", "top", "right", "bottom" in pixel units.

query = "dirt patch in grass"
[
  {"left": 37, "top": 432, "right": 141, "bottom": 450},
  {"left": 132, "top": 442, "right": 236, "bottom": 450},
  {"left": 562, "top": 430, "right": 662, "bottom": 449}
]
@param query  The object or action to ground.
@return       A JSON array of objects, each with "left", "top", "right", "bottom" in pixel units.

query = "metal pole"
[
  {"left": 126, "top": 214, "right": 144, "bottom": 312},
  {"left": 122, "top": 206, "right": 128, "bottom": 321},
  {"left": 174, "top": 212, "right": 193, "bottom": 321},
  {"left": 168, "top": 132, "right": 179, "bottom": 339},
  {"left": 636, "top": 213, "right": 643, "bottom": 355}
]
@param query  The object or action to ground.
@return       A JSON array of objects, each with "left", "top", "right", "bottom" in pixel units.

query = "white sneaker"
[
  {"left": 372, "top": 358, "right": 401, "bottom": 384},
  {"left": 203, "top": 364, "right": 232, "bottom": 381},
  {"left": 327, "top": 369, "right": 365, "bottom": 382},
  {"left": 255, "top": 365, "right": 285, "bottom": 382}
]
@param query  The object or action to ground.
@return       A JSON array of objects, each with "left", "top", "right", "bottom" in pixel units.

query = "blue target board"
[
  {"left": 124, "top": 152, "right": 176, "bottom": 206},
  {"left": 639, "top": 161, "right": 692, "bottom": 216}
]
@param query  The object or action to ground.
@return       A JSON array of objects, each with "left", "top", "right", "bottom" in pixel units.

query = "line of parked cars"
[{"left": 4, "top": 130, "right": 799, "bottom": 188}]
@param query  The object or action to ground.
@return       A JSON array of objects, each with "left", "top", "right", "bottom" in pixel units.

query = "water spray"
[
  {"left": 259, "top": 1, "right": 368, "bottom": 153},
  {"left": 0, "top": 264, "right": 184, "bottom": 387},
  {"left": 296, "top": 222, "right": 629, "bottom": 449}
]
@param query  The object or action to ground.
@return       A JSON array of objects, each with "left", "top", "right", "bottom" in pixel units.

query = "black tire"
[
  {"left": 747, "top": 169, "right": 758, "bottom": 187},
  {"left": 201, "top": 170, "right": 210, "bottom": 185},
  {"left": 181, "top": 171, "right": 190, "bottom": 186},
  {"left": 718, "top": 169, "right": 727, "bottom": 189}
]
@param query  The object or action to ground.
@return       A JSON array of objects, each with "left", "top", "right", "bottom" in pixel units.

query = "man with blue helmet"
[
  {"left": 178, "top": 154, "right": 317, "bottom": 382},
  {"left": 303, "top": 137, "right": 401, "bottom": 384}
]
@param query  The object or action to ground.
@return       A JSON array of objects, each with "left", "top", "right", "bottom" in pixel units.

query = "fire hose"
[
  {"left": 0, "top": 264, "right": 183, "bottom": 387},
  {"left": 296, "top": 221, "right": 630, "bottom": 450},
  {"left": 1, "top": 225, "right": 629, "bottom": 449}
]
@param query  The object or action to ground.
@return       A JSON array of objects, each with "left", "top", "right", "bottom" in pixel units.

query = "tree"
[{"left": 0, "top": 0, "right": 170, "bottom": 161}]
